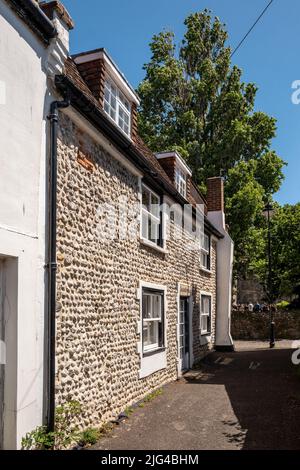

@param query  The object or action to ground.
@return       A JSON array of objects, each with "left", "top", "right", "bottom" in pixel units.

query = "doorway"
[
  {"left": 179, "top": 297, "right": 190, "bottom": 371},
  {"left": 0, "top": 256, "right": 18, "bottom": 450}
]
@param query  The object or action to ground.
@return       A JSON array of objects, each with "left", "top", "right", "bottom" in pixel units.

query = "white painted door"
[{"left": 179, "top": 298, "right": 190, "bottom": 371}]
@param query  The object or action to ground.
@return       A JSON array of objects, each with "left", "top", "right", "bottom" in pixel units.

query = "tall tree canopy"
[
  {"left": 250, "top": 204, "right": 300, "bottom": 304},
  {"left": 137, "top": 10, "right": 286, "bottom": 278}
]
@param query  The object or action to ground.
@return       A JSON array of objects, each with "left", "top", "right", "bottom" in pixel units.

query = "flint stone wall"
[
  {"left": 55, "top": 113, "right": 218, "bottom": 429},
  {"left": 232, "top": 310, "right": 300, "bottom": 340}
]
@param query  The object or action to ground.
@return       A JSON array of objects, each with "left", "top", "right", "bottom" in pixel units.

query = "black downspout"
[{"left": 47, "top": 96, "right": 70, "bottom": 432}]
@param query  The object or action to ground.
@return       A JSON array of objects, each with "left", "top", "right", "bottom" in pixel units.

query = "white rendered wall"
[
  {"left": 0, "top": 0, "right": 52, "bottom": 449},
  {"left": 208, "top": 211, "right": 234, "bottom": 349}
]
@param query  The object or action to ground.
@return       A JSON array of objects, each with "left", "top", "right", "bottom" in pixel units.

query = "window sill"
[
  {"left": 200, "top": 331, "right": 212, "bottom": 337},
  {"left": 143, "top": 347, "right": 166, "bottom": 358},
  {"left": 139, "top": 348, "right": 167, "bottom": 379},
  {"left": 200, "top": 266, "right": 212, "bottom": 275},
  {"left": 140, "top": 237, "right": 167, "bottom": 254}
]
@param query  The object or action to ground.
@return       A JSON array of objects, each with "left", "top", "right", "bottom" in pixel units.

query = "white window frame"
[
  {"left": 103, "top": 77, "right": 131, "bottom": 137},
  {"left": 175, "top": 167, "right": 187, "bottom": 198},
  {"left": 140, "top": 183, "right": 164, "bottom": 250},
  {"left": 142, "top": 290, "right": 164, "bottom": 353},
  {"left": 200, "top": 233, "right": 211, "bottom": 272},
  {"left": 137, "top": 282, "right": 167, "bottom": 379},
  {"left": 200, "top": 291, "right": 213, "bottom": 336}
]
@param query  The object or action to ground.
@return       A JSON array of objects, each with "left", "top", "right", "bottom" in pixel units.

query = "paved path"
[{"left": 91, "top": 341, "right": 300, "bottom": 450}]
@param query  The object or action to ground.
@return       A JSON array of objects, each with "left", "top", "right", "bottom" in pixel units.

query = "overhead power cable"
[{"left": 231, "top": 0, "right": 275, "bottom": 58}]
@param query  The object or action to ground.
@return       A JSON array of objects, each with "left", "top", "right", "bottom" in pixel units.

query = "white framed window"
[
  {"left": 141, "top": 184, "right": 162, "bottom": 247},
  {"left": 175, "top": 167, "right": 187, "bottom": 198},
  {"left": 200, "top": 293, "right": 212, "bottom": 335},
  {"left": 104, "top": 78, "right": 131, "bottom": 136},
  {"left": 142, "top": 288, "right": 165, "bottom": 354},
  {"left": 200, "top": 233, "right": 211, "bottom": 271}
]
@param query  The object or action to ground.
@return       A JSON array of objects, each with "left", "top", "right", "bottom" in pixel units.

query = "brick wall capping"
[
  {"left": 40, "top": 1, "right": 74, "bottom": 30},
  {"left": 5, "top": 0, "right": 57, "bottom": 44},
  {"left": 73, "top": 48, "right": 140, "bottom": 106}
]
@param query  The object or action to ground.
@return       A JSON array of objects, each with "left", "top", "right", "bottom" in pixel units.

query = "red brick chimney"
[{"left": 207, "top": 177, "right": 224, "bottom": 212}]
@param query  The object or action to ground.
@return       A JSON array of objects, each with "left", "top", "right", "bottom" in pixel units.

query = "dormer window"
[
  {"left": 73, "top": 50, "right": 140, "bottom": 140},
  {"left": 104, "top": 78, "right": 131, "bottom": 136},
  {"left": 155, "top": 151, "right": 192, "bottom": 200},
  {"left": 175, "top": 167, "right": 187, "bottom": 198}
]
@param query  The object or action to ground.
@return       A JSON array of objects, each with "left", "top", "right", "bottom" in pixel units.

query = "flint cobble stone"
[{"left": 55, "top": 113, "right": 218, "bottom": 429}]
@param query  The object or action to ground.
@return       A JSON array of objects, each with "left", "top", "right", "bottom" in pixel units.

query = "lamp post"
[{"left": 262, "top": 201, "right": 275, "bottom": 348}]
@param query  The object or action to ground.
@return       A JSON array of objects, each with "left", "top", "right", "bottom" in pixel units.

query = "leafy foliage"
[
  {"left": 249, "top": 203, "right": 300, "bottom": 303},
  {"left": 80, "top": 428, "right": 101, "bottom": 446},
  {"left": 22, "top": 401, "right": 82, "bottom": 450},
  {"left": 137, "top": 9, "right": 286, "bottom": 275}
]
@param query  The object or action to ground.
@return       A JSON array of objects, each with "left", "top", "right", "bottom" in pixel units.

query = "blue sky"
[{"left": 63, "top": 0, "right": 300, "bottom": 205}]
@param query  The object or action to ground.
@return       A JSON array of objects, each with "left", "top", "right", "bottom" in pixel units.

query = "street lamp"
[{"left": 262, "top": 201, "right": 276, "bottom": 348}]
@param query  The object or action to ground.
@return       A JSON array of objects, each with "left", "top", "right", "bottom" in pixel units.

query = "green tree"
[
  {"left": 252, "top": 203, "right": 300, "bottom": 300},
  {"left": 137, "top": 10, "right": 286, "bottom": 274}
]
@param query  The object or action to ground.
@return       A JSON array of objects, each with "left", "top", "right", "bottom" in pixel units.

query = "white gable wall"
[{"left": 0, "top": 0, "right": 65, "bottom": 449}]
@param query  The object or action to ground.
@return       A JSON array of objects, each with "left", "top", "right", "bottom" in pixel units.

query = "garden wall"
[{"left": 231, "top": 311, "right": 300, "bottom": 340}]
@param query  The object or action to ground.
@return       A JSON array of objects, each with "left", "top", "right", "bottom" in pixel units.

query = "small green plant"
[
  {"left": 22, "top": 401, "right": 82, "bottom": 450},
  {"left": 99, "top": 422, "right": 114, "bottom": 437},
  {"left": 143, "top": 388, "right": 163, "bottom": 403},
  {"left": 80, "top": 428, "right": 100, "bottom": 446},
  {"left": 124, "top": 406, "right": 134, "bottom": 417},
  {"left": 276, "top": 300, "right": 290, "bottom": 310},
  {"left": 21, "top": 426, "right": 55, "bottom": 451}
]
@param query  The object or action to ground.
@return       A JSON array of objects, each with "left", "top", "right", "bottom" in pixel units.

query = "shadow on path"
[
  {"left": 91, "top": 341, "right": 300, "bottom": 450},
  {"left": 185, "top": 343, "right": 300, "bottom": 450}
]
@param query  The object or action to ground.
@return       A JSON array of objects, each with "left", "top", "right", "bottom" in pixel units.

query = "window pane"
[
  {"left": 141, "top": 185, "right": 161, "bottom": 245},
  {"left": 143, "top": 322, "right": 158, "bottom": 349},
  {"left": 111, "top": 84, "right": 117, "bottom": 96},
  {"left": 142, "top": 289, "right": 164, "bottom": 352},
  {"left": 110, "top": 95, "right": 116, "bottom": 110},
  {"left": 153, "top": 295, "right": 161, "bottom": 319},
  {"left": 149, "top": 219, "right": 159, "bottom": 244},
  {"left": 103, "top": 80, "right": 131, "bottom": 135},
  {"left": 201, "top": 252, "right": 208, "bottom": 268},
  {"left": 204, "top": 234, "right": 210, "bottom": 251},
  {"left": 104, "top": 88, "right": 110, "bottom": 102},
  {"left": 202, "top": 296, "right": 210, "bottom": 314},
  {"left": 207, "top": 315, "right": 211, "bottom": 333},
  {"left": 142, "top": 294, "right": 151, "bottom": 319},
  {"left": 142, "top": 188, "right": 150, "bottom": 211},
  {"left": 175, "top": 167, "right": 187, "bottom": 197},
  {"left": 142, "top": 211, "right": 148, "bottom": 239},
  {"left": 104, "top": 101, "right": 110, "bottom": 114},
  {"left": 150, "top": 193, "right": 160, "bottom": 217},
  {"left": 201, "top": 315, "right": 208, "bottom": 332}
]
